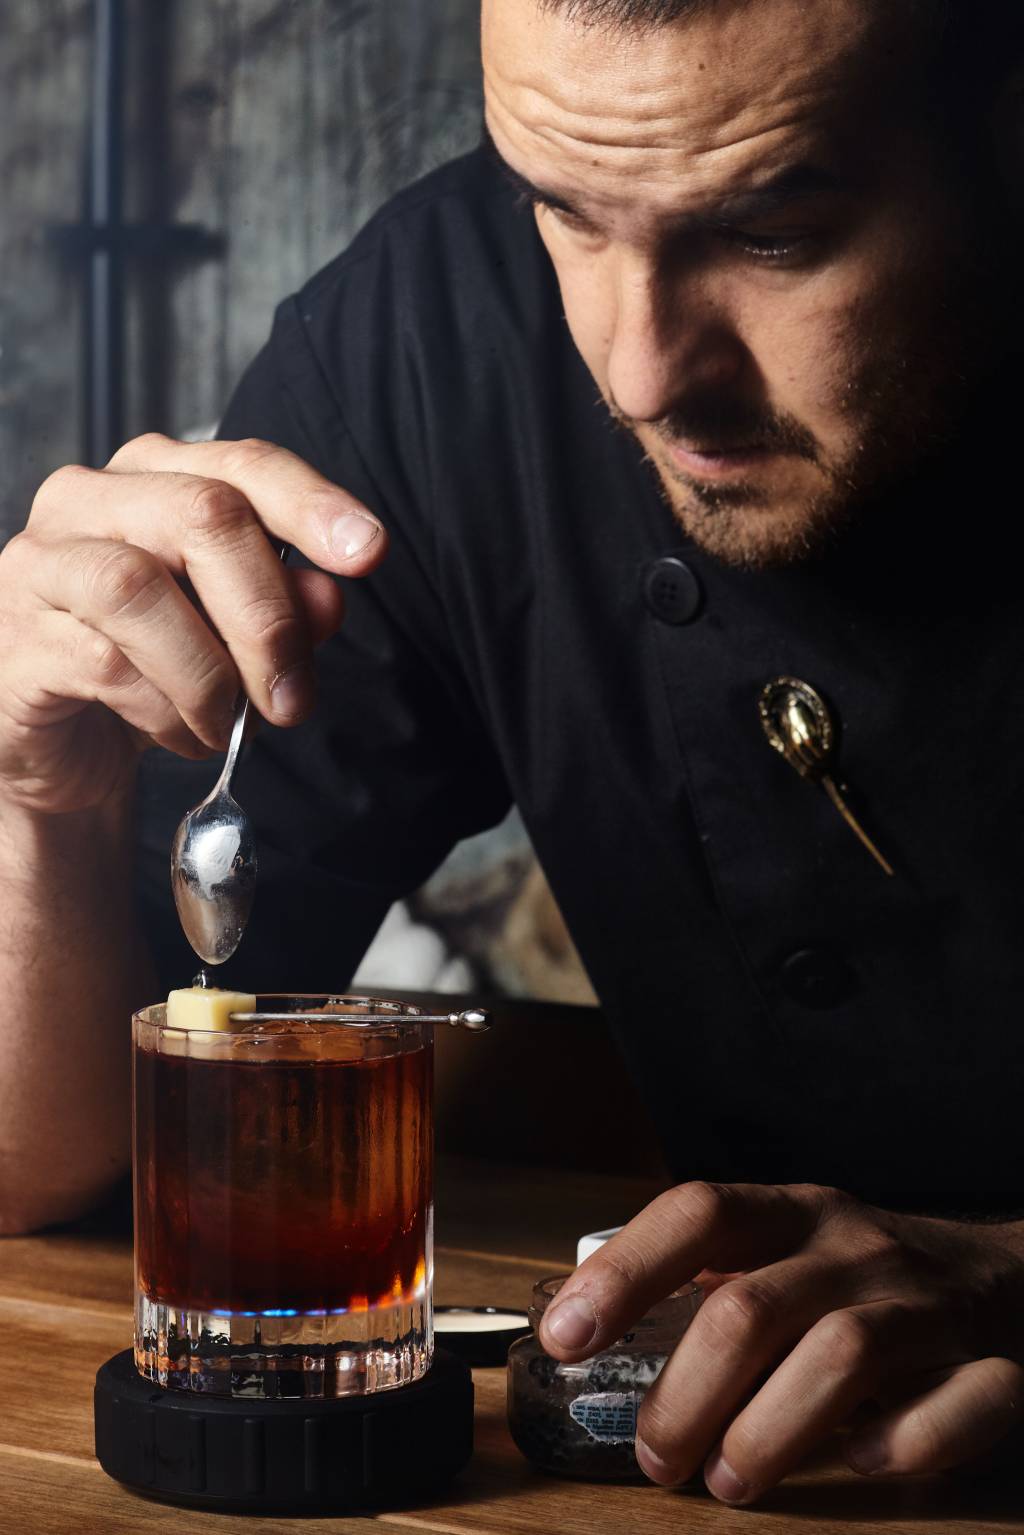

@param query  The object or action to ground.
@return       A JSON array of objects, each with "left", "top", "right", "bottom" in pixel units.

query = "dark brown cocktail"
[{"left": 132, "top": 996, "right": 433, "bottom": 1400}]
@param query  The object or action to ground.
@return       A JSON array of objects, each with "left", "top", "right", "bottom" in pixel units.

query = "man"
[{"left": 2, "top": 0, "right": 1023, "bottom": 1503}]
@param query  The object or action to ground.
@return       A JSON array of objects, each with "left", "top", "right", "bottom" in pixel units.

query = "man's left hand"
[{"left": 538, "top": 1182, "right": 1024, "bottom": 1503}]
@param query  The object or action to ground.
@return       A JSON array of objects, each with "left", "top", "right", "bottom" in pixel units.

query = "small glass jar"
[{"left": 507, "top": 1275, "right": 702, "bottom": 1480}]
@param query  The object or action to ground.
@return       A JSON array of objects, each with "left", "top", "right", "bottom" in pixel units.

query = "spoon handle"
[
  {"left": 228, "top": 1008, "right": 491, "bottom": 1031},
  {"left": 210, "top": 545, "right": 290, "bottom": 799},
  {"left": 212, "top": 694, "right": 251, "bottom": 798}
]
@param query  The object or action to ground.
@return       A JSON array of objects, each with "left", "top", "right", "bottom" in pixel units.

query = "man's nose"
[{"left": 605, "top": 257, "right": 747, "bottom": 424}]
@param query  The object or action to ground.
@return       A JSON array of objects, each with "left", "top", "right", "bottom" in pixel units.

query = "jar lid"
[
  {"left": 576, "top": 1226, "right": 623, "bottom": 1265},
  {"left": 434, "top": 1306, "right": 531, "bottom": 1366}
]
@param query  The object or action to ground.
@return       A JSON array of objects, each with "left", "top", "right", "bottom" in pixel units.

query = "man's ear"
[{"left": 990, "top": 63, "right": 1024, "bottom": 211}]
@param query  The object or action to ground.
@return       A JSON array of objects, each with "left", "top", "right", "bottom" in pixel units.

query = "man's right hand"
[{"left": 0, "top": 434, "right": 387, "bottom": 816}]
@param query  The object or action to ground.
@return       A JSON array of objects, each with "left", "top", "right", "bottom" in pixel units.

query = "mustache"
[{"left": 609, "top": 393, "right": 820, "bottom": 461}]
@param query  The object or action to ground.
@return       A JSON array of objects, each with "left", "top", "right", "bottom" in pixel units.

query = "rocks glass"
[{"left": 132, "top": 995, "right": 433, "bottom": 1399}]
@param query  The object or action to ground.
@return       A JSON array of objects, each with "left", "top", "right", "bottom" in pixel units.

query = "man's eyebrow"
[
  {"left": 482, "top": 122, "right": 845, "bottom": 226},
  {"left": 482, "top": 124, "right": 585, "bottom": 216},
  {"left": 704, "top": 165, "right": 847, "bottom": 226}
]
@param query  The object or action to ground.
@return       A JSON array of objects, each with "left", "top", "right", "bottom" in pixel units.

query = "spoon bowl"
[{"left": 171, "top": 697, "right": 257, "bottom": 965}]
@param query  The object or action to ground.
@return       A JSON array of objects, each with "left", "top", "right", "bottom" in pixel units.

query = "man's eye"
[
  {"left": 535, "top": 200, "right": 597, "bottom": 235},
  {"left": 722, "top": 229, "right": 815, "bottom": 263}
]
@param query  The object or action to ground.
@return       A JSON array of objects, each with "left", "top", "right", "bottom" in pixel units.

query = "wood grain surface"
[{"left": 2, "top": 1158, "right": 1021, "bottom": 1534}]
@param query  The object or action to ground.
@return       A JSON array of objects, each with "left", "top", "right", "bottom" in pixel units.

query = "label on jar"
[{"left": 568, "top": 1391, "right": 638, "bottom": 1444}]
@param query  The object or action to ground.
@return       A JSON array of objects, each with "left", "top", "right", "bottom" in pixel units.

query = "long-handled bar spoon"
[
  {"left": 170, "top": 546, "right": 291, "bottom": 965},
  {"left": 170, "top": 693, "right": 258, "bottom": 965}
]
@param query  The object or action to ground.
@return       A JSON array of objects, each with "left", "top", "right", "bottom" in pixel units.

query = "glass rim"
[{"left": 134, "top": 992, "right": 430, "bottom": 1039}]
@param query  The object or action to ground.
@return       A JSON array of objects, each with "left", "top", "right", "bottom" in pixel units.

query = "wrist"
[{"left": 0, "top": 782, "right": 136, "bottom": 885}]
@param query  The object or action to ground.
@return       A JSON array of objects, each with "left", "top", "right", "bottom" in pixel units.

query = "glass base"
[{"left": 134, "top": 1292, "right": 432, "bottom": 1399}]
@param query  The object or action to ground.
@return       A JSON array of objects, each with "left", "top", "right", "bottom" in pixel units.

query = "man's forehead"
[{"left": 483, "top": 0, "right": 905, "bottom": 207}]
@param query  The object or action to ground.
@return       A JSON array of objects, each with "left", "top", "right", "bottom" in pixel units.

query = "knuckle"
[
  {"left": 85, "top": 545, "right": 165, "bottom": 619},
  {"left": 235, "top": 593, "right": 302, "bottom": 660},
  {"left": 107, "top": 431, "right": 172, "bottom": 467},
  {"left": 701, "top": 1279, "right": 779, "bottom": 1351},
  {"left": 813, "top": 1184, "right": 856, "bottom": 1223},
  {"left": 813, "top": 1309, "right": 879, "bottom": 1377},
  {"left": 854, "top": 1228, "right": 903, "bottom": 1273},
  {"left": 87, "top": 633, "right": 135, "bottom": 691},
  {"left": 181, "top": 479, "right": 250, "bottom": 542},
  {"left": 218, "top": 436, "right": 281, "bottom": 475},
  {"left": 29, "top": 463, "right": 91, "bottom": 521},
  {"left": 186, "top": 651, "right": 237, "bottom": 713},
  {"left": 665, "top": 1179, "right": 732, "bottom": 1236},
  {"left": 591, "top": 1244, "right": 646, "bottom": 1293},
  {"left": 0, "top": 529, "right": 35, "bottom": 575}
]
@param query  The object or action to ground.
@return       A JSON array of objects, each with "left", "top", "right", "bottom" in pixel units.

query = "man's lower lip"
[{"left": 668, "top": 444, "right": 773, "bottom": 477}]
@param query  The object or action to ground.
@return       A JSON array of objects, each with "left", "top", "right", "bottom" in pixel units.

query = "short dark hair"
[
  {"left": 538, "top": 0, "right": 1024, "bottom": 105},
  {"left": 539, "top": 0, "right": 703, "bottom": 22}
]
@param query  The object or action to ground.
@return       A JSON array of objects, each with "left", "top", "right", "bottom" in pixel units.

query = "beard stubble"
[{"left": 604, "top": 273, "right": 989, "bottom": 569}]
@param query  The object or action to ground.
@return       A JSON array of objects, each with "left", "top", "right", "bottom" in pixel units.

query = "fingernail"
[
  {"left": 544, "top": 1293, "right": 597, "bottom": 1351},
  {"left": 704, "top": 1448, "right": 752, "bottom": 1504},
  {"left": 330, "top": 511, "right": 381, "bottom": 561},
  {"left": 847, "top": 1433, "right": 888, "bottom": 1474},
  {"left": 270, "top": 662, "right": 314, "bottom": 722},
  {"left": 635, "top": 1437, "right": 677, "bottom": 1485}
]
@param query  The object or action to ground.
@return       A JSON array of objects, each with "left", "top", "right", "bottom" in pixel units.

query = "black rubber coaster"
[{"left": 94, "top": 1347, "right": 474, "bottom": 1514}]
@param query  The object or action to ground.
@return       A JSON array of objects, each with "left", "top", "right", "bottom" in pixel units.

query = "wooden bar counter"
[{"left": 1, "top": 1155, "right": 1020, "bottom": 1534}]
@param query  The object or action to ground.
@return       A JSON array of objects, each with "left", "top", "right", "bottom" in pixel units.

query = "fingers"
[
  {"left": 531, "top": 1182, "right": 1024, "bottom": 1506},
  {"left": 293, "top": 567, "right": 346, "bottom": 646},
  {"left": 26, "top": 467, "right": 353, "bottom": 726},
  {"left": 19, "top": 537, "right": 240, "bottom": 751},
  {"left": 2, "top": 435, "right": 380, "bottom": 807},
  {"left": 102, "top": 435, "right": 387, "bottom": 576},
  {"left": 0, "top": 610, "right": 210, "bottom": 763},
  {"left": 540, "top": 1181, "right": 823, "bottom": 1361},
  {"left": 845, "top": 1357, "right": 1024, "bottom": 1478},
  {"left": 696, "top": 1298, "right": 959, "bottom": 1504},
  {"left": 632, "top": 1248, "right": 897, "bottom": 1490}
]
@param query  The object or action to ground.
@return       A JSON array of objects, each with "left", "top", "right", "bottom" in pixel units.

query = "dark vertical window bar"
[{"left": 87, "top": 0, "right": 125, "bottom": 467}]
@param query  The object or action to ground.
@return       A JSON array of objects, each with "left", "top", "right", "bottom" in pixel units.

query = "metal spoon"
[
  {"left": 170, "top": 693, "right": 257, "bottom": 965},
  {"left": 170, "top": 544, "right": 290, "bottom": 964}
]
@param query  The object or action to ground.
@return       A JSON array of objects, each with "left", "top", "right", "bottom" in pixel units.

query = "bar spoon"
[{"left": 170, "top": 693, "right": 257, "bottom": 965}]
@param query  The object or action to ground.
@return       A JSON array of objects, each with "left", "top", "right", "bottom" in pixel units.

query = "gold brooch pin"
[{"left": 758, "top": 678, "right": 895, "bottom": 877}]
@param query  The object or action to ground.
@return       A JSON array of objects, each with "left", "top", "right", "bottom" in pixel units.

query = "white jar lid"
[{"left": 576, "top": 1226, "right": 623, "bottom": 1266}]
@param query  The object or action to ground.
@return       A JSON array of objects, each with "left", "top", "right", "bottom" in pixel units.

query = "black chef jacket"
[{"left": 135, "top": 144, "right": 1024, "bottom": 1214}]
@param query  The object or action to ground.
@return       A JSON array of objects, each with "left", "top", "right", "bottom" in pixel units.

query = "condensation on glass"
[{"left": 132, "top": 996, "right": 433, "bottom": 1400}]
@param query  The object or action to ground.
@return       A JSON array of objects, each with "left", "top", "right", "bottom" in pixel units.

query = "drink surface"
[{"left": 134, "top": 1035, "right": 432, "bottom": 1316}]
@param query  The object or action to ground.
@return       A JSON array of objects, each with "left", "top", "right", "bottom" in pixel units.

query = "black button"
[
  {"left": 644, "top": 557, "right": 703, "bottom": 625},
  {"left": 778, "top": 948, "right": 856, "bottom": 1010}
]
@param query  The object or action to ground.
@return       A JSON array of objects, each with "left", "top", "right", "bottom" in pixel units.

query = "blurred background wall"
[
  {"left": 1, "top": 0, "right": 484, "bottom": 529},
  {"left": 0, "top": 0, "right": 598, "bottom": 1007}
]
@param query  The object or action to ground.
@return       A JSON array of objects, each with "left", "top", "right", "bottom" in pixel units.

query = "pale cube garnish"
[{"left": 165, "top": 987, "right": 256, "bottom": 1032}]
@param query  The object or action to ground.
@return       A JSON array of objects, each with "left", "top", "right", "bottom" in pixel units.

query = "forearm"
[{"left": 0, "top": 786, "right": 156, "bottom": 1233}]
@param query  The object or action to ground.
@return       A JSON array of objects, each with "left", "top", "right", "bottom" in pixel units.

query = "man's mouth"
[{"left": 666, "top": 442, "right": 773, "bottom": 478}]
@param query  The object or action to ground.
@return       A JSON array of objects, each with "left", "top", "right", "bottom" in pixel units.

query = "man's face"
[{"left": 482, "top": 0, "right": 1007, "bottom": 566}]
